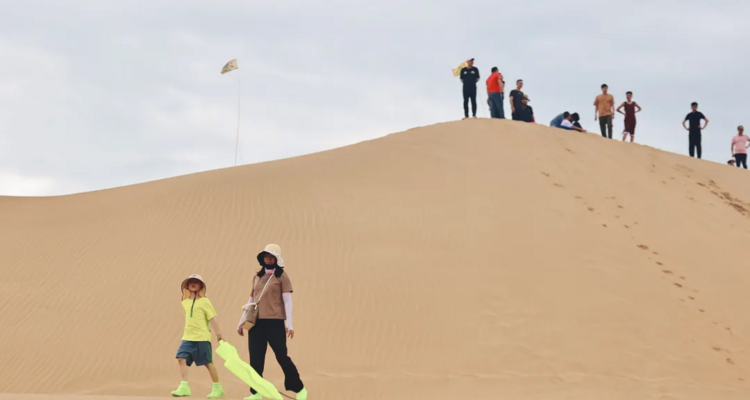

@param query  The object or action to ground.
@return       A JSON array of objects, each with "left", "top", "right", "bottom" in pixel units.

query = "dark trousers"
[
  {"left": 735, "top": 154, "right": 748, "bottom": 169},
  {"left": 248, "top": 319, "right": 304, "bottom": 394},
  {"left": 599, "top": 115, "right": 613, "bottom": 138},
  {"left": 689, "top": 131, "right": 702, "bottom": 159},
  {"left": 463, "top": 86, "right": 477, "bottom": 118}
]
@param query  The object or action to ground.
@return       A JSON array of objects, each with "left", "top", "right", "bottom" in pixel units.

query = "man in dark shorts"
[
  {"left": 682, "top": 102, "right": 709, "bottom": 158},
  {"left": 616, "top": 91, "right": 642, "bottom": 142},
  {"left": 460, "top": 58, "right": 480, "bottom": 119},
  {"left": 509, "top": 80, "right": 528, "bottom": 121}
]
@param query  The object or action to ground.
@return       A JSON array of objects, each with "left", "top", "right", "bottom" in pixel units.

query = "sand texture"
[{"left": 1, "top": 119, "right": 749, "bottom": 400}]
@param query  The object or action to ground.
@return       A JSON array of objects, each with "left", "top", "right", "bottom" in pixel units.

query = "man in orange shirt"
[
  {"left": 486, "top": 67, "right": 505, "bottom": 119},
  {"left": 594, "top": 83, "right": 615, "bottom": 139}
]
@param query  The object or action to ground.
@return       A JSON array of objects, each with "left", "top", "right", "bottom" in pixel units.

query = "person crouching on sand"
[
  {"left": 237, "top": 244, "right": 307, "bottom": 400},
  {"left": 172, "top": 274, "right": 225, "bottom": 399}
]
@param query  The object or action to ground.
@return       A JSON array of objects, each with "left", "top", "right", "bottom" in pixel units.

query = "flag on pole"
[
  {"left": 221, "top": 59, "right": 239, "bottom": 74},
  {"left": 452, "top": 60, "right": 469, "bottom": 77}
]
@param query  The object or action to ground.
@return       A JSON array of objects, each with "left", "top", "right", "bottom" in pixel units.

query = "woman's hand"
[
  {"left": 237, "top": 325, "right": 244, "bottom": 336},
  {"left": 286, "top": 327, "right": 294, "bottom": 339}
]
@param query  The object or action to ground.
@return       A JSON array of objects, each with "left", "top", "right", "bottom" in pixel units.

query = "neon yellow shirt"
[{"left": 181, "top": 297, "right": 217, "bottom": 342}]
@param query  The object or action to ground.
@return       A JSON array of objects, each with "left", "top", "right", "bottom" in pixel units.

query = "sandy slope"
[{"left": 1, "top": 119, "right": 749, "bottom": 400}]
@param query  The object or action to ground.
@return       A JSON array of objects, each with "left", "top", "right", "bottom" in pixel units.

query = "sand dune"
[{"left": 1, "top": 119, "right": 750, "bottom": 400}]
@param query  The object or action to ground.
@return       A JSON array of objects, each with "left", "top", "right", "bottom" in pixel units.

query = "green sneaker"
[
  {"left": 207, "top": 383, "right": 225, "bottom": 399},
  {"left": 171, "top": 381, "right": 191, "bottom": 397},
  {"left": 243, "top": 393, "right": 262, "bottom": 400},
  {"left": 296, "top": 388, "right": 308, "bottom": 400}
]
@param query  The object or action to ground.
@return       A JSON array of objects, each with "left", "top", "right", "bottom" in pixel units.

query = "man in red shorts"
[{"left": 616, "top": 91, "right": 642, "bottom": 142}]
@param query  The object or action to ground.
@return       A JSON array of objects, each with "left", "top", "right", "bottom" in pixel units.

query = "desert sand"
[{"left": 1, "top": 119, "right": 750, "bottom": 400}]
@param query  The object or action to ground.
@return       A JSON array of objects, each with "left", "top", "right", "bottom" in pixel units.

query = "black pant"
[
  {"left": 463, "top": 86, "right": 477, "bottom": 118},
  {"left": 599, "top": 115, "right": 613, "bottom": 138},
  {"left": 248, "top": 319, "right": 304, "bottom": 394},
  {"left": 735, "top": 154, "right": 748, "bottom": 169},
  {"left": 689, "top": 131, "right": 702, "bottom": 159}
]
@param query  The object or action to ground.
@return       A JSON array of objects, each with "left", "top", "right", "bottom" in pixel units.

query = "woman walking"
[{"left": 237, "top": 244, "right": 307, "bottom": 400}]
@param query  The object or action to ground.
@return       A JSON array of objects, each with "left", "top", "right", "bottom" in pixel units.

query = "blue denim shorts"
[{"left": 176, "top": 340, "right": 213, "bottom": 366}]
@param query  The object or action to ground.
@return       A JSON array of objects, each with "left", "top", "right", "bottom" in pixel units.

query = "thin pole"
[{"left": 234, "top": 69, "right": 241, "bottom": 166}]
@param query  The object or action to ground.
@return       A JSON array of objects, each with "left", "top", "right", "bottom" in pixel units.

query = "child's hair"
[
  {"left": 571, "top": 113, "right": 580, "bottom": 122},
  {"left": 691, "top": 102, "right": 698, "bottom": 106},
  {"left": 626, "top": 91, "right": 633, "bottom": 95}
]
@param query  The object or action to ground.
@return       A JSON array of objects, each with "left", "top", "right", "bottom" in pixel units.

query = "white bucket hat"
[
  {"left": 257, "top": 244, "right": 285, "bottom": 267},
  {"left": 181, "top": 274, "right": 207, "bottom": 300}
]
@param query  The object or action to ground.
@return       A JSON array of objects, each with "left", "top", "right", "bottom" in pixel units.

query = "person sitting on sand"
[
  {"left": 560, "top": 113, "right": 586, "bottom": 132},
  {"left": 519, "top": 98, "right": 534, "bottom": 123},
  {"left": 551, "top": 112, "right": 586, "bottom": 132},
  {"left": 572, "top": 113, "right": 583, "bottom": 130},
  {"left": 731, "top": 125, "right": 749, "bottom": 169},
  {"left": 550, "top": 112, "right": 568, "bottom": 128},
  {"left": 237, "top": 244, "right": 307, "bottom": 400},
  {"left": 172, "top": 274, "right": 225, "bottom": 399}
]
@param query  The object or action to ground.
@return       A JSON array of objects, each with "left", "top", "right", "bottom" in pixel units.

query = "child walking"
[{"left": 171, "top": 274, "right": 225, "bottom": 399}]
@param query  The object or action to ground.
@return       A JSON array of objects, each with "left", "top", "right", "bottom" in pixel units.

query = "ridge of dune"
[{"left": 1, "top": 119, "right": 750, "bottom": 400}]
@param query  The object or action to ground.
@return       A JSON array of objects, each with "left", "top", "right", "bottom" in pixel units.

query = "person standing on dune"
[
  {"left": 616, "top": 91, "right": 641, "bottom": 142},
  {"left": 237, "top": 244, "right": 307, "bottom": 400},
  {"left": 594, "top": 84, "right": 615, "bottom": 139},
  {"left": 460, "top": 58, "right": 480, "bottom": 119},
  {"left": 486, "top": 66, "right": 505, "bottom": 119},
  {"left": 683, "top": 102, "right": 709, "bottom": 159},
  {"left": 509, "top": 79, "right": 528, "bottom": 121},
  {"left": 731, "top": 125, "right": 749, "bottom": 169},
  {"left": 171, "top": 274, "right": 225, "bottom": 399}
]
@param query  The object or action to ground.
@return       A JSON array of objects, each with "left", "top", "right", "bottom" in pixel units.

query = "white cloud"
[{"left": 0, "top": 170, "right": 63, "bottom": 196}]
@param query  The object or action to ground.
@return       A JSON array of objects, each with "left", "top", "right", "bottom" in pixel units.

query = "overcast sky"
[{"left": 1, "top": 0, "right": 749, "bottom": 196}]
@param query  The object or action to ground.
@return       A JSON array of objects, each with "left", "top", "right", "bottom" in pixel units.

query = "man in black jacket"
[{"left": 460, "top": 58, "right": 480, "bottom": 119}]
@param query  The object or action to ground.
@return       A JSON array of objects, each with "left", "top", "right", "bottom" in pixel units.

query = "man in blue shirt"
[{"left": 550, "top": 112, "right": 569, "bottom": 128}]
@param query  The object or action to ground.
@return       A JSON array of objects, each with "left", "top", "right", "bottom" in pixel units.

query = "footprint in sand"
[
  {"left": 542, "top": 172, "right": 550, "bottom": 177},
  {"left": 661, "top": 270, "right": 673, "bottom": 275},
  {"left": 656, "top": 261, "right": 663, "bottom": 266},
  {"left": 588, "top": 207, "right": 595, "bottom": 212},
  {"left": 712, "top": 346, "right": 722, "bottom": 352},
  {"left": 637, "top": 244, "right": 649, "bottom": 250},
  {"left": 699, "top": 309, "right": 705, "bottom": 313},
  {"left": 602, "top": 224, "right": 608, "bottom": 228},
  {"left": 688, "top": 296, "right": 695, "bottom": 300},
  {"left": 624, "top": 225, "right": 630, "bottom": 229},
  {"left": 727, "top": 358, "right": 735, "bottom": 365},
  {"left": 553, "top": 183, "right": 564, "bottom": 188},
  {"left": 674, "top": 283, "right": 683, "bottom": 288}
]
